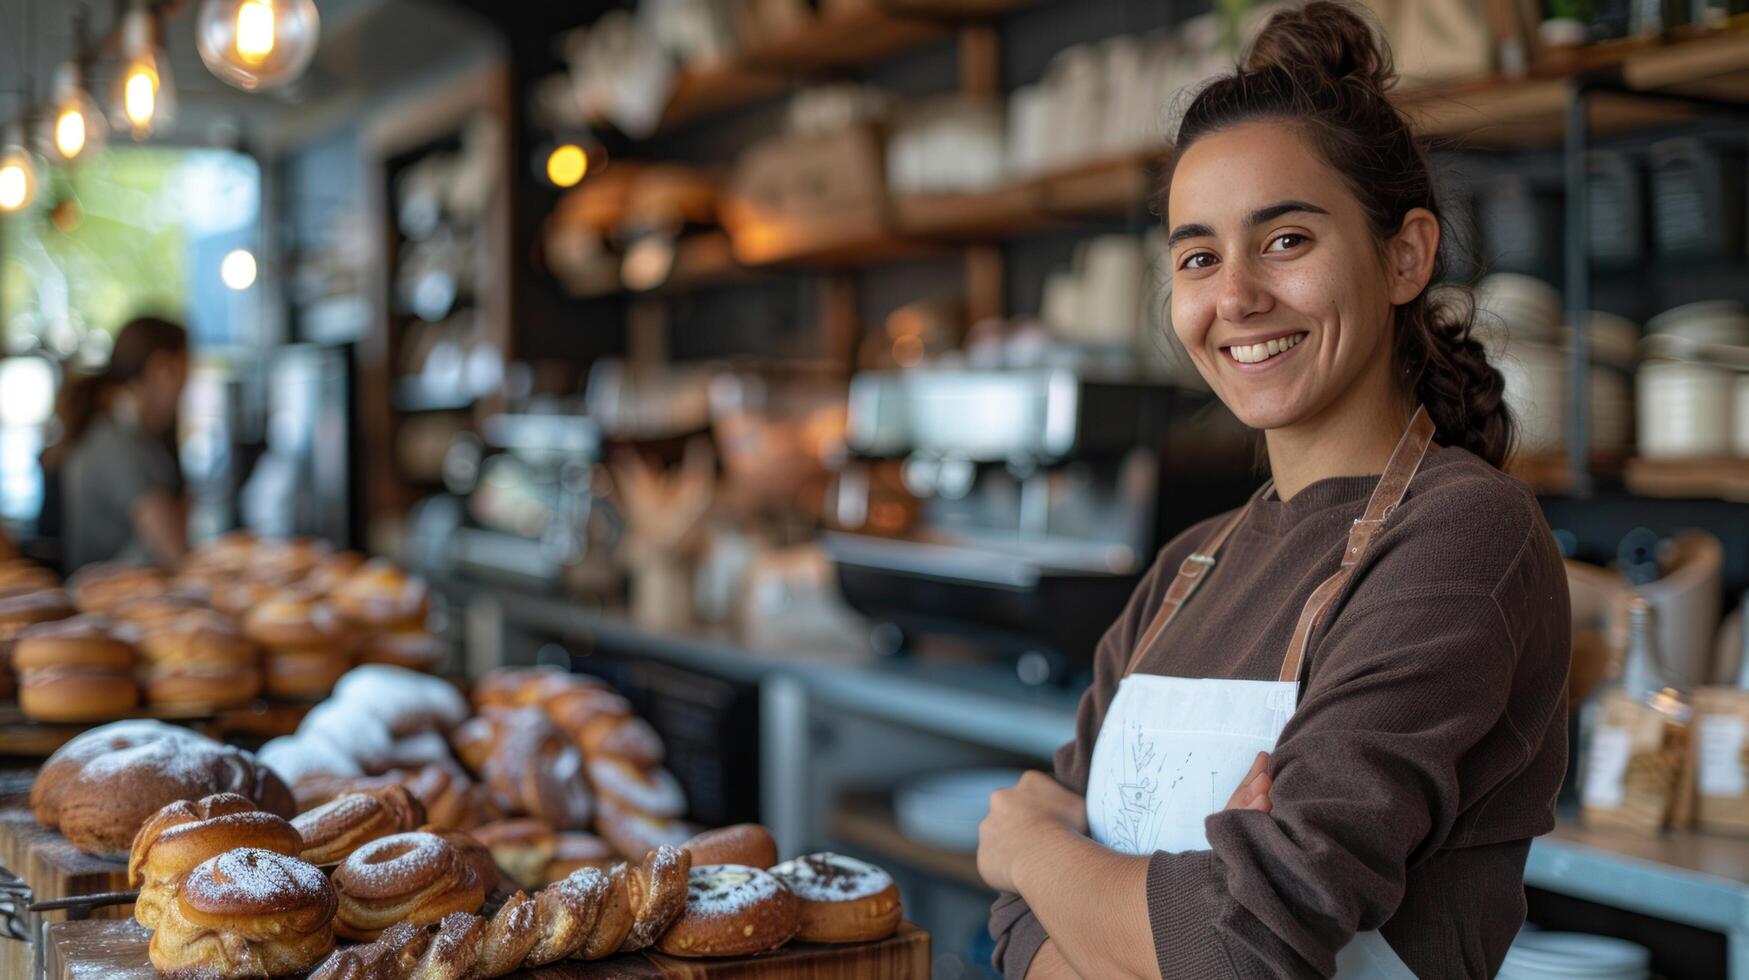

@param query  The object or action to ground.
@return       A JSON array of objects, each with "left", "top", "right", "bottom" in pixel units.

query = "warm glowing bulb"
[
  {"left": 221, "top": 249, "right": 258, "bottom": 290},
  {"left": 54, "top": 110, "right": 86, "bottom": 159},
  {"left": 124, "top": 69, "right": 158, "bottom": 127},
  {"left": 546, "top": 145, "right": 588, "bottom": 187},
  {"left": 236, "top": 0, "right": 276, "bottom": 64},
  {"left": 0, "top": 165, "right": 26, "bottom": 211}
]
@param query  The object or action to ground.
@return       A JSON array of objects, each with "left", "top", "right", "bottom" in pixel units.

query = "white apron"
[{"left": 1087, "top": 407, "right": 1437, "bottom": 979}]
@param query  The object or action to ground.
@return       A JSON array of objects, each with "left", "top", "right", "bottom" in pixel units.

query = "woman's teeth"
[{"left": 1229, "top": 333, "right": 1305, "bottom": 364}]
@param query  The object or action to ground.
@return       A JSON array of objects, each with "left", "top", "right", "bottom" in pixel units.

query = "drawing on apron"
[{"left": 1108, "top": 724, "right": 1165, "bottom": 854}]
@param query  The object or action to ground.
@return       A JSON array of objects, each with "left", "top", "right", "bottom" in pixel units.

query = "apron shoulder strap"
[
  {"left": 1120, "top": 482, "right": 1269, "bottom": 678},
  {"left": 1276, "top": 406, "right": 1437, "bottom": 683}
]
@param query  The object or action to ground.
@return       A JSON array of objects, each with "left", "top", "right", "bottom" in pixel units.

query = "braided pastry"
[
  {"left": 148, "top": 848, "right": 338, "bottom": 979},
  {"left": 127, "top": 793, "right": 303, "bottom": 929},
  {"left": 309, "top": 845, "right": 691, "bottom": 978},
  {"left": 294, "top": 785, "right": 427, "bottom": 865},
  {"left": 331, "top": 831, "right": 488, "bottom": 941}
]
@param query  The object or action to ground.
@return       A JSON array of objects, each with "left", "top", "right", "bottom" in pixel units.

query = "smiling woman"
[{"left": 980, "top": 4, "right": 1569, "bottom": 979}]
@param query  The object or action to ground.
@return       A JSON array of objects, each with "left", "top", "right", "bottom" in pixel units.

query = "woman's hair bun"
[{"left": 1243, "top": 1, "right": 1396, "bottom": 96}]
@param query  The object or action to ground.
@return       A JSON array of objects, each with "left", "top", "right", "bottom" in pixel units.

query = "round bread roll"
[
  {"left": 208, "top": 578, "right": 277, "bottom": 620},
  {"left": 127, "top": 793, "right": 303, "bottom": 929},
  {"left": 144, "top": 665, "right": 261, "bottom": 711},
  {"left": 655, "top": 863, "right": 800, "bottom": 958},
  {"left": 332, "top": 831, "right": 488, "bottom": 941},
  {"left": 0, "top": 587, "right": 75, "bottom": 634},
  {"left": 148, "top": 848, "right": 337, "bottom": 978},
  {"left": 110, "top": 592, "right": 209, "bottom": 629},
  {"left": 770, "top": 851, "right": 902, "bottom": 943},
  {"left": 32, "top": 720, "right": 296, "bottom": 857},
  {"left": 303, "top": 550, "right": 368, "bottom": 596},
  {"left": 20, "top": 667, "right": 139, "bottom": 722},
  {"left": 0, "top": 558, "right": 58, "bottom": 593},
  {"left": 184, "top": 530, "right": 259, "bottom": 573},
  {"left": 587, "top": 757, "right": 686, "bottom": 819},
  {"left": 253, "top": 537, "right": 331, "bottom": 583},
  {"left": 682, "top": 823, "right": 778, "bottom": 870},
  {"left": 12, "top": 614, "right": 136, "bottom": 671},
  {"left": 544, "top": 831, "right": 619, "bottom": 886},
  {"left": 332, "top": 559, "right": 430, "bottom": 629},
  {"left": 139, "top": 611, "right": 257, "bottom": 669},
  {"left": 70, "top": 563, "right": 170, "bottom": 614},
  {"left": 265, "top": 648, "right": 353, "bottom": 701},
  {"left": 471, "top": 818, "right": 556, "bottom": 891},
  {"left": 360, "top": 627, "right": 443, "bottom": 672},
  {"left": 294, "top": 784, "right": 428, "bottom": 865},
  {"left": 244, "top": 591, "right": 343, "bottom": 650}
]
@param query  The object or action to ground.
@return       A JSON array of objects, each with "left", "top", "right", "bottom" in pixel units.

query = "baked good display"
[
  {"left": 358, "top": 626, "right": 443, "bottom": 673},
  {"left": 587, "top": 755, "right": 686, "bottom": 819},
  {"left": 244, "top": 590, "right": 352, "bottom": 701},
  {"left": 0, "top": 558, "right": 59, "bottom": 593},
  {"left": 683, "top": 823, "right": 779, "bottom": 869},
  {"left": 655, "top": 863, "right": 800, "bottom": 958},
  {"left": 771, "top": 851, "right": 903, "bottom": 943},
  {"left": 207, "top": 578, "right": 277, "bottom": 620},
  {"left": 13, "top": 614, "right": 140, "bottom": 722},
  {"left": 475, "top": 707, "right": 594, "bottom": 830},
  {"left": 148, "top": 847, "right": 337, "bottom": 978},
  {"left": 111, "top": 591, "right": 210, "bottom": 628},
  {"left": 253, "top": 537, "right": 332, "bottom": 584},
  {"left": 422, "top": 826, "right": 500, "bottom": 896},
  {"left": 127, "top": 793, "right": 303, "bottom": 929},
  {"left": 331, "top": 831, "right": 489, "bottom": 940},
  {"left": 332, "top": 559, "right": 431, "bottom": 630},
  {"left": 138, "top": 610, "right": 262, "bottom": 710},
  {"left": 401, "top": 763, "right": 497, "bottom": 831},
  {"left": 303, "top": 550, "right": 369, "bottom": 597},
  {"left": 32, "top": 720, "right": 295, "bottom": 857},
  {"left": 293, "top": 785, "right": 427, "bottom": 865},
  {"left": 544, "top": 831, "right": 619, "bottom": 886},
  {"left": 310, "top": 844, "right": 689, "bottom": 976},
  {"left": 578, "top": 712, "right": 665, "bottom": 768}
]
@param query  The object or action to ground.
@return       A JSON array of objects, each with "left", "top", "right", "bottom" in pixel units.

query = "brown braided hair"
[{"left": 1165, "top": 1, "right": 1513, "bottom": 467}]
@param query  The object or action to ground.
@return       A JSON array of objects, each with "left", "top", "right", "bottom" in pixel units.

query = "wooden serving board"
[{"left": 47, "top": 919, "right": 931, "bottom": 979}]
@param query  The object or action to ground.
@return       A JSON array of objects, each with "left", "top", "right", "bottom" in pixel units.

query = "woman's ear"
[{"left": 1387, "top": 208, "right": 1440, "bottom": 305}]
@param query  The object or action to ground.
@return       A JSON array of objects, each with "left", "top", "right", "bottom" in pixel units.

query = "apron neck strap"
[{"left": 1276, "top": 405, "right": 1437, "bottom": 683}]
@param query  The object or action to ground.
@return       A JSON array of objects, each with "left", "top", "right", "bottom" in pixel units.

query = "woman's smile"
[{"left": 1221, "top": 330, "right": 1308, "bottom": 370}]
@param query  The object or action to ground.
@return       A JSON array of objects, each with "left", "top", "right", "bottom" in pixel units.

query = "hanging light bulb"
[
  {"left": 42, "top": 60, "right": 107, "bottom": 162},
  {"left": 196, "top": 0, "right": 321, "bottom": 92},
  {"left": 0, "top": 124, "right": 40, "bottom": 213},
  {"left": 111, "top": 2, "right": 177, "bottom": 139}
]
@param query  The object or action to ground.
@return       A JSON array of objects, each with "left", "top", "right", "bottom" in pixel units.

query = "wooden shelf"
[
  {"left": 1507, "top": 451, "right": 1626, "bottom": 495},
  {"left": 829, "top": 791, "right": 988, "bottom": 892},
  {"left": 1624, "top": 457, "right": 1749, "bottom": 502}
]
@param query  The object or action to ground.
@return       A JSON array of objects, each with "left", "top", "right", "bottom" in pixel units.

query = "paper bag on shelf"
[
  {"left": 1581, "top": 689, "right": 1690, "bottom": 836},
  {"left": 1692, "top": 687, "right": 1749, "bottom": 836}
]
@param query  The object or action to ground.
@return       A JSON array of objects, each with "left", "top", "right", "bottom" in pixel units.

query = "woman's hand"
[
  {"left": 1225, "top": 751, "right": 1274, "bottom": 813},
  {"left": 978, "top": 771, "right": 1088, "bottom": 893}
]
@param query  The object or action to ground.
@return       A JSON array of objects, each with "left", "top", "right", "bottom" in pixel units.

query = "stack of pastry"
[
  {"left": 453, "top": 706, "right": 596, "bottom": 834},
  {"left": 13, "top": 614, "right": 140, "bottom": 722},
  {"left": 68, "top": 562, "right": 172, "bottom": 615},
  {"left": 137, "top": 610, "right": 262, "bottom": 711},
  {"left": 242, "top": 590, "right": 352, "bottom": 700},
  {"left": 0, "top": 584, "right": 73, "bottom": 699},
  {"left": 0, "top": 557, "right": 59, "bottom": 594},
  {"left": 332, "top": 559, "right": 442, "bottom": 673}
]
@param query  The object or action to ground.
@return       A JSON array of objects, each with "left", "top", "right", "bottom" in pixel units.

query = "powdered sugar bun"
[
  {"left": 770, "top": 851, "right": 902, "bottom": 943},
  {"left": 654, "top": 863, "right": 799, "bottom": 958},
  {"left": 299, "top": 700, "right": 396, "bottom": 772},
  {"left": 259, "top": 732, "right": 365, "bottom": 786},
  {"left": 331, "top": 664, "right": 469, "bottom": 735}
]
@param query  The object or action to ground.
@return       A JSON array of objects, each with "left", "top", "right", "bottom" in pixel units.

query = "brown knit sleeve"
[
  {"left": 1141, "top": 523, "right": 1566, "bottom": 978},
  {"left": 988, "top": 522, "right": 1217, "bottom": 979}
]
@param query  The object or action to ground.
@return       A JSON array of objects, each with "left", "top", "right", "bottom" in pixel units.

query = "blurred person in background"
[{"left": 42, "top": 316, "right": 191, "bottom": 571}]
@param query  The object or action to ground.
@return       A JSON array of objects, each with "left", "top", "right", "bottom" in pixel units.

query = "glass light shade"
[
  {"left": 111, "top": 6, "right": 177, "bottom": 139},
  {"left": 41, "top": 62, "right": 107, "bottom": 162},
  {"left": 196, "top": 0, "right": 321, "bottom": 92},
  {"left": 0, "top": 144, "right": 39, "bottom": 213}
]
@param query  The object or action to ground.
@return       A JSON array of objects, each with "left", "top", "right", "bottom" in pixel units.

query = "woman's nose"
[{"left": 1215, "top": 259, "right": 1273, "bottom": 324}]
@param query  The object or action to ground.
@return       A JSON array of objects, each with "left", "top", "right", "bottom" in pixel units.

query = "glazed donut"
[
  {"left": 147, "top": 848, "right": 337, "bottom": 979},
  {"left": 470, "top": 818, "right": 555, "bottom": 891},
  {"left": 683, "top": 823, "right": 779, "bottom": 869},
  {"left": 127, "top": 793, "right": 304, "bottom": 929},
  {"left": 359, "top": 627, "right": 443, "bottom": 672},
  {"left": 265, "top": 648, "right": 353, "bottom": 700},
  {"left": 579, "top": 712, "right": 665, "bottom": 768},
  {"left": 544, "top": 832, "right": 619, "bottom": 886},
  {"left": 331, "top": 560, "right": 430, "bottom": 630},
  {"left": 243, "top": 590, "right": 343, "bottom": 650},
  {"left": 331, "top": 831, "right": 488, "bottom": 940},
  {"left": 587, "top": 756, "right": 686, "bottom": 818},
  {"left": 293, "top": 785, "right": 427, "bottom": 865},
  {"left": 595, "top": 794, "right": 695, "bottom": 861},
  {"left": 655, "top": 863, "right": 800, "bottom": 958},
  {"left": 770, "top": 851, "right": 903, "bottom": 943}
]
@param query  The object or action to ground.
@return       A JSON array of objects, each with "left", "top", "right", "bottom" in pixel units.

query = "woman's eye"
[
  {"left": 1180, "top": 252, "right": 1217, "bottom": 271},
  {"left": 1266, "top": 233, "right": 1307, "bottom": 253}
]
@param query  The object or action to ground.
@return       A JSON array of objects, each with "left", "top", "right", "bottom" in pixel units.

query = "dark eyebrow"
[{"left": 1166, "top": 201, "right": 1328, "bottom": 249}]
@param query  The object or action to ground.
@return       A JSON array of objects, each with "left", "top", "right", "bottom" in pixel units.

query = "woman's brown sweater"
[{"left": 989, "top": 445, "right": 1570, "bottom": 978}]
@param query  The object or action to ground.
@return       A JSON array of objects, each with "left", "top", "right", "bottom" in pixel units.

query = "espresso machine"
[{"left": 823, "top": 368, "right": 1250, "bottom": 684}]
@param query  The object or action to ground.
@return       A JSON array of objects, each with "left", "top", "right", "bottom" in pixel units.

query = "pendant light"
[
  {"left": 43, "top": 60, "right": 107, "bottom": 163},
  {"left": 196, "top": 0, "right": 321, "bottom": 92},
  {"left": 111, "top": 1, "right": 177, "bottom": 139},
  {"left": 0, "top": 123, "right": 41, "bottom": 213}
]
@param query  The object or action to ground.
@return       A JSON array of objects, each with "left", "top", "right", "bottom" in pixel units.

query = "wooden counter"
[{"left": 45, "top": 918, "right": 931, "bottom": 979}]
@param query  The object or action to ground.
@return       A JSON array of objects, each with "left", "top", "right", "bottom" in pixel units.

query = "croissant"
[{"left": 308, "top": 844, "right": 690, "bottom": 979}]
